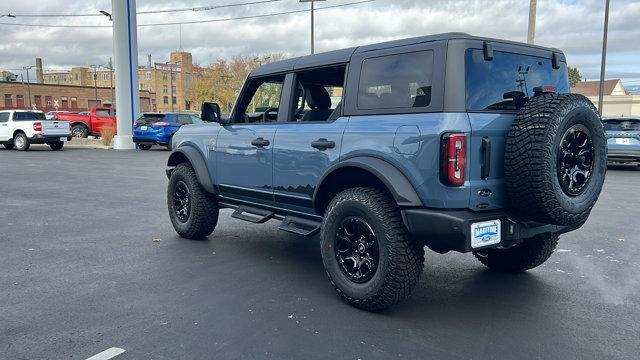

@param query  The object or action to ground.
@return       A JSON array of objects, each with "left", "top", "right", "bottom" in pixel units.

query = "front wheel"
[
  {"left": 320, "top": 187, "right": 425, "bottom": 311},
  {"left": 167, "top": 162, "right": 219, "bottom": 239},
  {"left": 13, "top": 133, "right": 30, "bottom": 151},
  {"left": 71, "top": 124, "right": 89, "bottom": 138},
  {"left": 473, "top": 233, "right": 559, "bottom": 272},
  {"left": 49, "top": 141, "right": 64, "bottom": 151}
]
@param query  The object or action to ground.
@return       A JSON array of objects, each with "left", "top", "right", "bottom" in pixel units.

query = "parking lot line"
[{"left": 85, "top": 347, "right": 126, "bottom": 360}]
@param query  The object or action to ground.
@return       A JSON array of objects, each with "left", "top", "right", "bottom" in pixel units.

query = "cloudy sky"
[{"left": 1, "top": 0, "right": 639, "bottom": 86}]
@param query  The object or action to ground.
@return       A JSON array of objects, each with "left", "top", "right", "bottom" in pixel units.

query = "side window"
[
  {"left": 234, "top": 75, "right": 284, "bottom": 124},
  {"left": 96, "top": 109, "right": 110, "bottom": 116},
  {"left": 190, "top": 115, "right": 203, "bottom": 124},
  {"left": 0, "top": 113, "right": 9, "bottom": 123},
  {"left": 357, "top": 51, "right": 434, "bottom": 110},
  {"left": 289, "top": 65, "right": 346, "bottom": 122},
  {"left": 177, "top": 114, "right": 192, "bottom": 125}
]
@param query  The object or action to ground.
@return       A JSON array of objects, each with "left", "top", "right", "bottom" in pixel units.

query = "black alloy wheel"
[
  {"left": 334, "top": 216, "right": 379, "bottom": 284},
  {"left": 557, "top": 124, "right": 594, "bottom": 196},
  {"left": 172, "top": 180, "right": 191, "bottom": 223}
]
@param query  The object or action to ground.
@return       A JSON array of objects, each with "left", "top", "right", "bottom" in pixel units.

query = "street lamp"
[
  {"left": 99, "top": 10, "right": 112, "bottom": 21},
  {"left": 597, "top": 0, "right": 610, "bottom": 116},
  {"left": 90, "top": 64, "right": 102, "bottom": 107},
  {"left": 300, "top": 0, "right": 326, "bottom": 54},
  {"left": 22, "top": 65, "right": 34, "bottom": 109},
  {"left": 0, "top": 14, "right": 16, "bottom": 19}
]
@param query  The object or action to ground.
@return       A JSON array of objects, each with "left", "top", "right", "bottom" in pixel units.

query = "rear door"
[
  {"left": 0, "top": 112, "right": 10, "bottom": 141},
  {"left": 272, "top": 65, "right": 348, "bottom": 214},
  {"left": 214, "top": 75, "right": 285, "bottom": 206},
  {"left": 464, "top": 46, "right": 569, "bottom": 211},
  {"left": 92, "top": 108, "right": 114, "bottom": 134}
]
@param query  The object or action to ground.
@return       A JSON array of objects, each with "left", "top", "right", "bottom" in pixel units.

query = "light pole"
[
  {"left": 527, "top": 0, "right": 537, "bottom": 44},
  {"left": 597, "top": 0, "right": 610, "bottom": 116},
  {"left": 165, "top": 61, "right": 175, "bottom": 112},
  {"left": 300, "top": 0, "right": 326, "bottom": 54},
  {"left": 106, "top": 57, "right": 115, "bottom": 108},
  {"left": 90, "top": 64, "right": 102, "bottom": 107},
  {"left": 22, "top": 65, "right": 34, "bottom": 109}
]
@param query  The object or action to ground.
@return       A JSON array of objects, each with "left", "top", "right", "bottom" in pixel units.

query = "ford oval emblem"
[{"left": 478, "top": 189, "right": 492, "bottom": 197}]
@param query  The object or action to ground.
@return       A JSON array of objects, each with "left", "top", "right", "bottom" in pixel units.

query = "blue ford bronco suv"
[{"left": 165, "top": 33, "right": 607, "bottom": 311}]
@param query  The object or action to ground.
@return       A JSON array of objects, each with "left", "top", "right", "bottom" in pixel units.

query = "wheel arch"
[
  {"left": 167, "top": 145, "right": 216, "bottom": 194},
  {"left": 12, "top": 129, "right": 26, "bottom": 138},
  {"left": 313, "top": 156, "right": 423, "bottom": 215}
]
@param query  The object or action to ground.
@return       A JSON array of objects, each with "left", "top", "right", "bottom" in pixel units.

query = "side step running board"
[
  {"left": 231, "top": 205, "right": 274, "bottom": 223},
  {"left": 279, "top": 216, "right": 321, "bottom": 236}
]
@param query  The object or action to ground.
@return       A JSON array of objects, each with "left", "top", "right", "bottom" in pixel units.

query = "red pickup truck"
[{"left": 55, "top": 107, "right": 116, "bottom": 138}]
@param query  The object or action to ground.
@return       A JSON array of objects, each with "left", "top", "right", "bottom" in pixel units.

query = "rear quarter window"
[
  {"left": 13, "top": 112, "right": 46, "bottom": 121},
  {"left": 357, "top": 50, "right": 434, "bottom": 110},
  {"left": 465, "top": 49, "right": 569, "bottom": 111}
]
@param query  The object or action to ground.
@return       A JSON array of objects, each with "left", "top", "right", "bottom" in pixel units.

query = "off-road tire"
[
  {"left": 320, "top": 187, "right": 425, "bottom": 311},
  {"left": 473, "top": 233, "right": 558, "bottom": 272},
  {"left": 167, "top": 162, "right": 219, "bottom": 239},
  {"left": 138, "top": 144, "right": 152, "bottom": 150},
  {"left": 3, "top": 143, "right": 14, "bottom": 150},
  {"left": 71, "top": 124, "right": 89, "bottom": 138},
  {"left": 13, "top": 132, "right": 30, "bottom": 151},
  {"left": 504, "top": 93, "right": 607, "bottom": 226}
]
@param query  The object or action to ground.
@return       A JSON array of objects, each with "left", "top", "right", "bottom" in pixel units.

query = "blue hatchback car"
[
  {"left": 603, "top": 116, "right": 640, "bottom": 166},
  {"left": 133, "top": 112, "right": 203, "bottom": 150}
]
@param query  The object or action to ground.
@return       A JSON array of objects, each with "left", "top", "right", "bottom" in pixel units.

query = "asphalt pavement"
[{"left": 1, "top": 146, "right": 639, "bottom": 360}]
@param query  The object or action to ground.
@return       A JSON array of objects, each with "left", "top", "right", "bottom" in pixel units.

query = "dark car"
[
  {"left": 133, "top": 112, "right": 202, "bottom": 150},
  {"left": 603, "top": 116, "right": 640, "bottom": 166},
  {"left": 164, "top": 33, "right": 607, "bottom": 311}
]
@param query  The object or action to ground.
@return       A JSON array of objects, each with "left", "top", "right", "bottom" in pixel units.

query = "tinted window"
[
  {"left": 0, "top": 113, "right": 9, "bottom": 122},
  {"left": 14, "top": 112, "right": 46, "bottom": 121},
  {"left": 136, "top": 113, "right": 166, "bottom": 125},
  {"left": 177, "top": 114, "right": 192, "bottom": 125},
  {"left": 603, "top": 119, "right": 640, "bottom": 131},
  {"left": 465, "top": 49, "right": 569, "bottom": 111},
  {"left": 358, "top": 51, "right": 433, "bottom": 110}
]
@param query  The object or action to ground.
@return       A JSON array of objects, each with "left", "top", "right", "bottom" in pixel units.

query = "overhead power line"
[{"left": 0, "top": 0, "right": 374, "bottom": 28}]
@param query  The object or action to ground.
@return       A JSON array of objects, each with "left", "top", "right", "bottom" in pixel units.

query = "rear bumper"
[
  {"left": 607, "top": 150, "right": 640, "bottom": 163},
  {"left": 28, "top": 133, "right": 72, "bottom": 144},
  {"left": 401, "top": 208, "right": 584, "bottom": 253},
  {"left": 133, "top": 134, "right": 169, "bottom": 145}
]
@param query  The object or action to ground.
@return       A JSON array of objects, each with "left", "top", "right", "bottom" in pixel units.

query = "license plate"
[
  {"left": 471, "top": 220, "right": 501, "bottom": 248},
  {"left": 140, "top": 126, "right": 148, "bottom": 130},
  {"left": 60, "top": 137, "right": 67, "bottom": 142},
  {"left": 615, "top": 138, "right": 631, "bottom": 145}
]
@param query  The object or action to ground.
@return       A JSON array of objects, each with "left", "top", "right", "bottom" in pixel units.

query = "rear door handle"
[
  {"left": 311, "top": 138, "right": 335, "bottom": 150},
  {"left": 251, "top": 137, "right": 270, "bottom": 148}
]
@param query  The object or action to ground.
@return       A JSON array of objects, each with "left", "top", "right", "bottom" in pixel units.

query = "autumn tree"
[{"left": 186, "top": 54, "right": 286, "bottom": 115}]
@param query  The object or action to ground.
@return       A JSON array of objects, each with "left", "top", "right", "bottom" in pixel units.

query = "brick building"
[
  {"left": 38, "top": 51, "right": 194, "bottom": 113},
  {"left": 0, "top": 81, "right": 156, "bottom": 113}
]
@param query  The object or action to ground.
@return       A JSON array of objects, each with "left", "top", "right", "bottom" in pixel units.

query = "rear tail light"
[
  {"left": 533, "top": 85, "right": 557, "bottom": 95},
  {"left": 33, "top": 122, "right": 42, "bottom": 132},
  {"left": 440, "top": 133, "right": 467, "bottom": 186},
  {"left": 154, "top": 122, "right": 170, "bottom": 127}
]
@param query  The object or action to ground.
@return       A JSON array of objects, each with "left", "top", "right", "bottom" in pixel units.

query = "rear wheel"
[
  {"left": 320, "top": 187, "right": 425, "bottom": 311},
  {"left": 13, "top": 133, "right": 29, "bottom": 151},
  {"left": 138, "top": 144, "right": 152, "bottom": 150},
  {"left": 3, "top": 143, "right": 14, "bottom": 150},
  {"left": 48, "top": 141, "right": 64, "bottom": 151},
  {"left": 71, "top": 124, "right": 89, "bottom": 138},
  {"left": 473, "top": 234, "right": 558, "bottom": 272},
  {"left": 167, "top": 162, "right": 219, "bottom": 239}
]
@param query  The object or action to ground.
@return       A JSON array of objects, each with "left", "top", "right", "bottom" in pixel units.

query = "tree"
[
  {"left": 186, "top": 54, "right": 287, "bottom": 115},
  {"left": 568, "top": 66, "right": 582, "bottom": 88}
]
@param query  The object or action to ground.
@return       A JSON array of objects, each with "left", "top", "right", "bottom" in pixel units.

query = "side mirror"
[{"left": 201, "top": 102, "right": 225, "bottom": 124}]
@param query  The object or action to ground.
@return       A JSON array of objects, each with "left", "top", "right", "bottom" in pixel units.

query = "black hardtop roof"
[{"left": 250, "top": 32, "right": 564, "bottom": 77}]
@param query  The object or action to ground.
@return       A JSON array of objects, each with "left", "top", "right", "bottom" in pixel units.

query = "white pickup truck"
[{"left": 0, "top": 110, "right": 72, "bottom": 151}]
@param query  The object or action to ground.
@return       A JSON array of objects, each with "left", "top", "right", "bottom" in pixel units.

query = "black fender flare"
[
  {"left": 313, "top": 156, "right": 423, "bottom": 208},
  {"left": 166, "top": 146, "right": 216, "bottom": 194}
]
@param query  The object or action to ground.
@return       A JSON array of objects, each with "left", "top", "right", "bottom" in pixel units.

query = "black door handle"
[
  {"left": 251, "top": 137, "right": 270, "bottom": 148},
  {"left": 311, "top": 138, "right": 335, "bottom": 150}
]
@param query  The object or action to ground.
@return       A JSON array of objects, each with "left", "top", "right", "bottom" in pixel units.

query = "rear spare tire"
[{"left": 504, "top": 93, "right": 606, "bottom": 226}]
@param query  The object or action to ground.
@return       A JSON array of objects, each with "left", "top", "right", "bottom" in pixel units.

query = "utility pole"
[
  {"left": 90, "top": 64, "right": 101, "bottom": 107},
  {"left": 165, "top": 61, "right": 175, "bottom": 112},
  {"left": 597, "top": 0, "right": 610, "bottom": 116},
  {"left": 107, "top": 57, "right": 115, "bottom": 108},
  {"left": 527, "top": 0, "right": 537, "bottom": 44},
  {"left": 22, "top": 65, "right": 34, "bottom": 109},
  {"left": 300, "top": 0, "right": 326, "bottom": 54}
]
